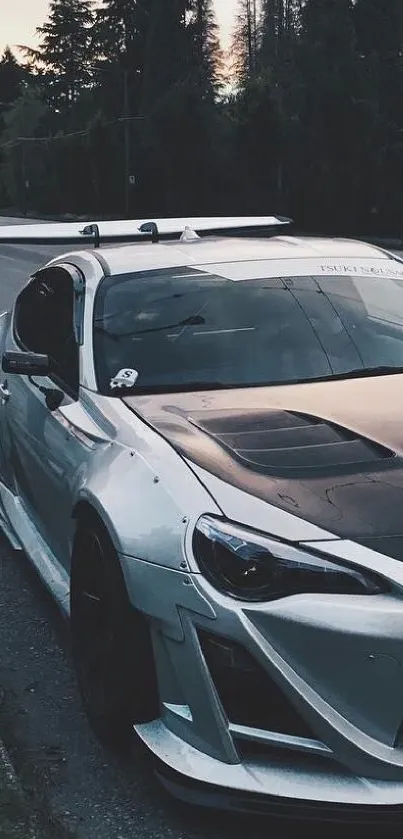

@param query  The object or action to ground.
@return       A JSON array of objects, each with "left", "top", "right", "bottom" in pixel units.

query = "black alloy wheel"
[{"left": 70, "top": 517, "right": 159, "bottom": 752}]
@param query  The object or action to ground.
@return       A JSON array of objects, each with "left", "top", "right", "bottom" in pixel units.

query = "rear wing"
[{"left": 0, "top": 215, "right": 293, "bottom": 248}]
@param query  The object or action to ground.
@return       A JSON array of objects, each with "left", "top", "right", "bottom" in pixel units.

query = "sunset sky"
[{"left": 0, "top": 0, "right": 238, "bottom": 54}]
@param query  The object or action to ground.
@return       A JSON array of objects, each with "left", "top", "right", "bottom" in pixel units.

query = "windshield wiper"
[
  {"left": 314, "top": 366, "right": 403, "bottom": 383},
  {"left": 117, "top": 381, "right": 234, "bottom": 396},
  {"left": 95, "top": 315, "right": 205, "bottom": 340}
]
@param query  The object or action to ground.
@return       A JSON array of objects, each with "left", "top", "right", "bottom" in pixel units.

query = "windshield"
[{"left": 93, "top": 258, "right": 403, "bottom": 395}]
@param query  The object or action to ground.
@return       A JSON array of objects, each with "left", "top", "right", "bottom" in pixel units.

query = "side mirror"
[{"left": 2, "top": 350, "right": 50, "bottom": 377}]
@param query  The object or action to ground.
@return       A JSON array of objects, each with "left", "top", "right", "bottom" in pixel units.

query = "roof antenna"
[
  {"left": 139, "top": 221, "right": 159, "bottom": 243},
  {"left": 80, "top": 223, "right": 100, "bottom": 249}
]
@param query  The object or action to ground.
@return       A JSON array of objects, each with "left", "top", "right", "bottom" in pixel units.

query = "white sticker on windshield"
[
  {"left": 110, "top": 368, "right": 139, "bottom": 390},
  {"left": 319, "top": 263, "right": 403, "bottom": 278},
  {"left": 196, "top": 257, "right": 403, "bottom": 281}
]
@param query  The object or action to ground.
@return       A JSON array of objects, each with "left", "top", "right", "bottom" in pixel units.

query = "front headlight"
[{"left": 193, "top": 516, "right": 388, "bottom": 602}]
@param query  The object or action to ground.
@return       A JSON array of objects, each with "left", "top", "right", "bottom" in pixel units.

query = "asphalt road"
[{"left": 0, "top": 217, "right": 396, "bottom": 839}]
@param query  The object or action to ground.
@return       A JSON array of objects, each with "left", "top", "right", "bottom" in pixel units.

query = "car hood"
[{"left": 123, "top": 374, "right": 403, "bottom": 560}]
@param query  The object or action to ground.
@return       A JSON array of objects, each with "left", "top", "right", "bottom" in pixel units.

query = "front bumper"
[
  {"left": 121, "top": 552, "right": 403, "bottom": 818},
  {"left": 136, "top": 720, "right": 403, "bottom": 822}
]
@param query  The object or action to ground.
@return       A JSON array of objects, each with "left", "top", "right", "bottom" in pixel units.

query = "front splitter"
[
  {"left": 156, "top": 764, "right": 403, "bottom": 824},
  {"left": 135, "top": 719, "right": 403, "bottom": 821}
]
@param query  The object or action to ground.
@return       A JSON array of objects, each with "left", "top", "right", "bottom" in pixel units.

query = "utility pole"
[
  {"left": 21, "top": 141, "right": 27, "bottom": 216},
  {"left": 20, "top": 106, "right": 27, "bottom": 216},
  {"left": 123, "top": 67, "right": 130, "bottom": 217}
]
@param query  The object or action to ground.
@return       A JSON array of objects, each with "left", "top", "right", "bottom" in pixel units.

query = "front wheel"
[{"left": 70, "top": 517, "right": 159, "bottom": 752}]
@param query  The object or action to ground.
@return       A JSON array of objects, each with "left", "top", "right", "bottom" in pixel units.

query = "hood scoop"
[{"left": 187, "top": 409, "right": 394, "bottom": 477}]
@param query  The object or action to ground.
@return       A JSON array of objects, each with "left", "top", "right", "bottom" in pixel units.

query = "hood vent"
[{"left": 188, "top": 409, "right": 394, "bottom": 476}]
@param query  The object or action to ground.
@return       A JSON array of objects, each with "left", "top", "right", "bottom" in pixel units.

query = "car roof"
[{"left": 93, "top": 235, "right": 392, "bottom": 277}]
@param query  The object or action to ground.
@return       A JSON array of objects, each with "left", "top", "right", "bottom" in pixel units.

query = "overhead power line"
[{"left": 0, "top": 115, "right": 146, "bottom": 150}]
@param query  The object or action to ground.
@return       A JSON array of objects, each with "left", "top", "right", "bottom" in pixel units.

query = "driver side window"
[{"left": 14, "top": 267, "right": 79, "bottom": 396}]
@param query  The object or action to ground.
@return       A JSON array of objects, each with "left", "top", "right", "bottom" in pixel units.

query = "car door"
[
  {"left": 0, "top": 310, "right": 17, "bottom": 491},
  {"left": 1, "top": 264, "right": 86, "bottom": 569}
]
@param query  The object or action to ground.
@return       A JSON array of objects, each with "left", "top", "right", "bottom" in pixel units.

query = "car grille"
[{"left": 198, "top": 630, "right": 315, "bottom": 739}]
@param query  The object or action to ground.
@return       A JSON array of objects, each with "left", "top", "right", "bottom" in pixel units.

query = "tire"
[{"left": 70, "top": 515, "right": 159, "bottom": 752}]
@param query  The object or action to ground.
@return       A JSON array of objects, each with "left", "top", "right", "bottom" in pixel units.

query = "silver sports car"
[{"left": 1, "top": 215, "right": 403, "bottom": 820}]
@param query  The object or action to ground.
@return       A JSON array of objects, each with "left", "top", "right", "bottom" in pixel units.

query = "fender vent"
[{"left": 188, "top": 409, "right": 394, "bottom": 476}]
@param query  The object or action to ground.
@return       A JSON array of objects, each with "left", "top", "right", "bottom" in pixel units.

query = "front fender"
[
  {"left": 0, "top": 311, "right": 11, "bottom": 360},
  {"left": 75, "top": 442, "right": 220, "bottom": 571}
]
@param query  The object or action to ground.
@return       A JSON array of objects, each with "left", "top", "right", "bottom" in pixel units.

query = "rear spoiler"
[{"left": 0, "top": 215, "right": 293, "bottom": 248}]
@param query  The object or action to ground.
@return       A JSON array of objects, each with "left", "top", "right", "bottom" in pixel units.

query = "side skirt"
[{"left": 0, "top": 480, "right": 70, "bottom": 616}]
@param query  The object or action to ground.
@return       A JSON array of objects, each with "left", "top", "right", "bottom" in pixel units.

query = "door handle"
[{"left": 0, "top": 381, "right": 10, "bottom": 402}]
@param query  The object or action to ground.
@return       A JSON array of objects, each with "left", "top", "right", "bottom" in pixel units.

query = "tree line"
[{"left": 0, "top": 0, "right": 402, "bottom": 237}]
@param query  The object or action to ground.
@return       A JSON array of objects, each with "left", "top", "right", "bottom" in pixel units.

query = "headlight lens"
[{"left": 193, "top": 516, "right": 388, "bottom": 602}]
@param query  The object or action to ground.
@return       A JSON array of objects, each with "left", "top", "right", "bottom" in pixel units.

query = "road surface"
[{"left": 0, "top": 217, "right": 391, "bottom": 839}]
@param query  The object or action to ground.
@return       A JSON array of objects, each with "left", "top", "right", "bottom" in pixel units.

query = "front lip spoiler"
[{"left": 155, "top": 764, "right": 403, "bottom": 824}]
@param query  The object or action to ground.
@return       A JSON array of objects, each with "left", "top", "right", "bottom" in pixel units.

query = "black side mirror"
[{"left": 2, "top": 351, "right": 50, "bottom": 377}]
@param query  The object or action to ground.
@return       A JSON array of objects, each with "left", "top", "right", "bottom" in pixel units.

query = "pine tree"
[
  {"left": 93, "top": 0, "right": 149, "bottom": 70},
  {"left": 259, "top": 0, "right": 301, "bottom": 67},
  {"left": 231, "top": 0, "right": 260, "bottom": 83},
  {"left": 300, "top": 0, "right": 357, "bottom": 101},
  {"left": 140, "top": 0, "right": 189, "bottom": 107},
  {"left": 354, "top": 0, "right": 403, "bottom": 58},
  {"left": 91, "top": 0, "right": 150, "bottom": 123},
  {"left": 354, "top": 0, "right": 403, "bottom": 123},
  {"left": 302, "top": 0, "right": 354, "bottom": 47},
  {"left": 139, "top": 0, "right": 224, "bottom": 215},
  {"left": 292, "top": 0, "right": 368, "bottom": 229},
  {"left": 28, "top": 0, "right": 95, "bottom": 107},
  {"left": 186, "top": 0, "right": 222, "bottom": 97},
  {"left": 0, "top": 48, "right": 26, "bottom": 110},
  {"left": 0, "top": 87, "right": 48, "bottom": 212}
]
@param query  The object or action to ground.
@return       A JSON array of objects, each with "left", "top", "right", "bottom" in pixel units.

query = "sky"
[{"left": 0, "top": 0, "right": 238, "bottom": 55}]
